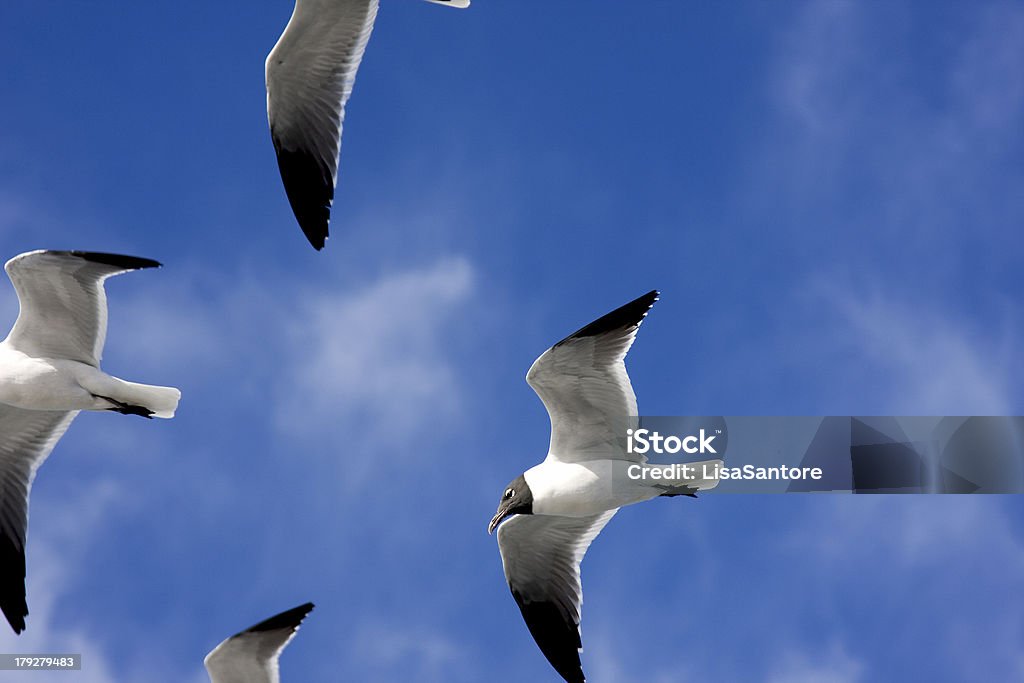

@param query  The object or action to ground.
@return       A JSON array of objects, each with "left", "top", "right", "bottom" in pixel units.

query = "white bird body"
[
  {"left": 524, "top": 458, "right": 719, "bottom": 518},
  {"left": 0, "top": 347, "right": 176, "bottom": 417}
]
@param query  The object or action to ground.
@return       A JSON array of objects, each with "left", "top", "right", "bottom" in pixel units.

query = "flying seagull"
[
  {"left": 266, "top": 0, "right": 471, "bottom": 250},
  {"left": 488, "top": 291, "right": 721, "bottom": 683},
  {"left": 0, "top": 249, "right": 181, "bottom": 634},
  {"left": 204, "top": 602, "right": 314, "bottom": 683}
]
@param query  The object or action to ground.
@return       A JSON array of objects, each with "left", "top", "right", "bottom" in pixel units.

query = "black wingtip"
[
  {"left": 244, "top": 602, "right": 315, "bottom": 635},
  {"left": 554, "top": 290, "right": 659, "bottom": 349},
  {"left": 0, "top": 534, "right": 28, "bottom": 635},
  {"left": 273, "top": 142, "right": 334, "bottom": 251},
  {"left": 1, "top": 604, "right": 26, "bottom": 635},
  {"left": 513, "top": 592, "right": 586, "bottom": 683},
  {"left": 65, "top": 251, "right": 162, "bottom": 270}
]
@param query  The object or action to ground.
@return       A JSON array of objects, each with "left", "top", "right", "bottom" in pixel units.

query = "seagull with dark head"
[
  {"left": 266, "top": 0, "right": 470, "bottom": 250},
  {"left": 0, "top": 249, "right": 181, "bottom": 634},
  {"left": 489, "top": 291, "right": 721, "bottom": 682}
]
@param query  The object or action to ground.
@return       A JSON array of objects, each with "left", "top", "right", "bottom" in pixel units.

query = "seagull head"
[{"left": 488, "top": 474, "right": 534, "bottom": 534}]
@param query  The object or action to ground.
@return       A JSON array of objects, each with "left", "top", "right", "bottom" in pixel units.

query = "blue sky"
[{"left": 1, "top": 0, "right": 1023, "bottom": 681}]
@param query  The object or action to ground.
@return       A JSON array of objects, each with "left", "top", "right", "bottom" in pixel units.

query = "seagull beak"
[{"left": 488, "top": 510, "right": 506, "bottom": 535}]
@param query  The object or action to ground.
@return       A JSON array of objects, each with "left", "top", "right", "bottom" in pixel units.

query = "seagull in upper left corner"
[
  {"left": 488, "top": 291, "right": 722, "bottom": 683},
  {"left": 204, "top": 602, "right": 314, "bottom": 683},
  {"left": 266, "top": 0, "right": 471, "bottom": 251},
  {"left": 0, "top": 249, "right": 181, "bottom": 635}
]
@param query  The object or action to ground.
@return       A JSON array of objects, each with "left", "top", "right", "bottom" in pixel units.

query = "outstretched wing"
[
  {"left": 204, "top": 602, "right": 314, "bottom": 683},
  {"left": 3, "top": 250, "right": 161, "bottom": 366},
  {"left": 265, "top": 0, "right": 379, "bottom": 250},
  {"left": 527, "top": 291, "right": 658, "bottom": 464},
  {"left": 0, "top": 404, "right": 77, "bottom": 634},
  {"left": 496, "top": 511, "right": 616, "bottom": 683}
]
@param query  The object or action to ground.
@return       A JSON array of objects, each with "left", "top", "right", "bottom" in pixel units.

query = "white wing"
[
  {"left": 0, "top": 404, "right": 77, "bottom": 634},
  {"left": 527, "top": 291, "right": 658, "bottom": 464},
  {"left": 3, "top": 250, "right": 161, "bottom": 367},
  {"left": 265, "top": 0, "right": 379, "bottom": 250},
  {"left": 497, "top": 511, "right": 616, "bottom": 683},
  {"left": 204, "top": 602, "right": 314, "bottom": 683}
]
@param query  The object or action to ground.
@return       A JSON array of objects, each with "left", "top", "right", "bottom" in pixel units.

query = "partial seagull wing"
[
  {"left": 527, "top": 291, "right": 658, "bottom": 464},
  {"left": 3, "top": 250, "right": 161, "bottom": 367},
  {"left": 204, "top": 602, "right": 314, "bottom": 683},
  {"left": 0, "top": 404, "right": 77, "bottom": 634},
  {"left": 497, "top": 511, "right": 616, "bottom": 683},
  {"left": 266, "top": 0, "right": 379, "bottom": 251}
]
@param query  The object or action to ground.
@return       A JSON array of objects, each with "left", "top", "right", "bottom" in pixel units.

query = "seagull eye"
[{"left": 504, "top": 488, "right": 515, "bottom": 500}]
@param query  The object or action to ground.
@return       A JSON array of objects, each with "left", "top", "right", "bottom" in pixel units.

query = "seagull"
[
  {"left": 204, "top": 602, "right": 314, "bottom": 683},
  {"left": 488, "top": 291, "right": 722, "bottom": 683},
  {"left": 0, "top": 249, "right": 181, "bottom": 634},
  {"left": 266, "top": 0, "right": 471, "bottom": 251}
]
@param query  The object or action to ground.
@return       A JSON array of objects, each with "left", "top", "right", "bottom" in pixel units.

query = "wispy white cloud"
[
  {"left": 103, "top": 252, "right": 476, "bottom": 449},
  {"left": 772, "top": 1, "right": 865, "bottom": 147},
  {"left": 949, "top": 2, "right": 1024, "bottom": 143},
  {"left": 276, "top": 256, "right": 474, "bottom": 445},
  {"left": 346, "top": 622, "right": 467, "bottom": 683},
  {"left": 740, "top": 0, "right": 1024, "bottom": 411},
  {"left": 827, "top": 497, "right": 1019, "bottom": 679},
  {"left": 767, "top": 641, "right": 864, "bottom": 683},
  {"left": 751, "top": 0, "right": 1024, "bottom": 252},
  {"left": 583, "top": 630, "right": 698, "bottom": 683},
  {"left": 805, "top": 281, "right": 1018, "bottom": 414},
  {"left": 784, "top": 496, "right": 1024, "bottom": 681},
  {"left": 721, "top": 0, "right": 1024, "bottom": 416}
]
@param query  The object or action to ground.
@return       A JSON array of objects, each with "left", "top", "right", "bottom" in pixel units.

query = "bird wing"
[
  {"left": 0, "top": 404, "right": 77, "bottom": 634},
  {"left": 204, "top": 602, "right": 314, "bottom": 683},
  {"left": 496, "top": 511, "right": 616, "bottom": 683},
  {"left": 527, "top": 291, "right": 658, "bottom": 464},
  {"left": 265, "top": 0, "right": 379, "bottom": 250},
  {"left": 2, "top": 250, "right": 161, "bottom": 366}
]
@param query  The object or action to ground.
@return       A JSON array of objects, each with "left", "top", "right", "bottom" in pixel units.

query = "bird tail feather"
[
  {"left": 124, "top": 382, "right": 180, "bottom": 419},
  {"left": 101, "top": 378, "right": 181, "bottom": 419}
]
